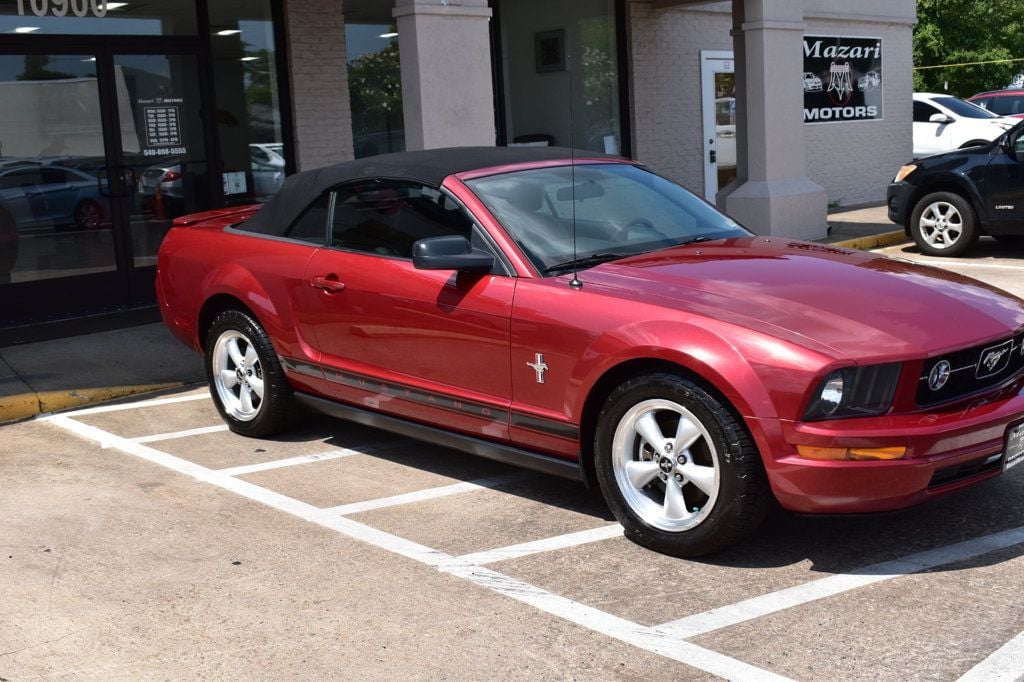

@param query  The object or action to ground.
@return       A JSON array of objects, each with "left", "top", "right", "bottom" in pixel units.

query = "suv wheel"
[{"left": 911, "top": 191, "right": 978, "bottom": 257}]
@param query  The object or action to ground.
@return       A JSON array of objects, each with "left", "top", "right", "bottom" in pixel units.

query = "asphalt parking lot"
[{"left": 3, "top": 238, "right": 1024, "bottom": 680}]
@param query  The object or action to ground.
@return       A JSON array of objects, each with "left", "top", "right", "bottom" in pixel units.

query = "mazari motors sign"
[{"left": 803, "top": 35, "right": 883, "bottom": 124}]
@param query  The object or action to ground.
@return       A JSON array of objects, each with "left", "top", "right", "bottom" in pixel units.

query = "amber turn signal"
[
  {"left": 893, "top": 164, "right": 917, "bottom": 183},
  {"left": 796, "top": 445, "right": 907, "bottom": 461}
]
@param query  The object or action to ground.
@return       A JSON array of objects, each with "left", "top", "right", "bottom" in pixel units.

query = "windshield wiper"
[
  {"left": 543, "top": 252, "right": 629, "bottom": 274},
  {"left": 677, "top": 235, "right": 719, "bottom": 246}
]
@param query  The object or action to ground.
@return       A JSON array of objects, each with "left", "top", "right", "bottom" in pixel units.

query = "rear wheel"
[
  {"left": 74, "top": 199, "right": 104, "bottom": 230},
  {"left": 594, "top": 373, "right": 771, "bottom": 557},
  {"left": 205, "top": 309, "right": 297, "bottom": 437},
  {"left": 910, "top": 192, "right": 978, "bottom": 257}
]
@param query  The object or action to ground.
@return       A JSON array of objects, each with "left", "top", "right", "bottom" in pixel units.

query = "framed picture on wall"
[{"left": 535, "top": 29, "right": 566, "bottom": 73}]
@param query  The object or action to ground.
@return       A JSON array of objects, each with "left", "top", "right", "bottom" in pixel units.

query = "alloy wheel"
[
  {"left": 919, "top": 201, "right": 964, "bottom": 250},
  {"left": 211, "top": 329, "right": 265, "bottom": 421},
  {"left": 610, "top": 398, "right": 720, "bottom": 532}
]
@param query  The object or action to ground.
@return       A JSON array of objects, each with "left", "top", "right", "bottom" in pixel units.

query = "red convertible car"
[{"left": 157, "top": 147, "right": 1024, "bottom": 556}]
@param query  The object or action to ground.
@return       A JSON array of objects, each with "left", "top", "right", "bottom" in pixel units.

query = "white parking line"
[
  {"left": 656, "top": 526, "right": 1024, "bottom": 639},
  {"left": 323, "top": 471, "right": 535, "bottom": 516},
  {"left": 452, "top": 523, "right": 624, "bottom": 566},
  {"left": 130, "top": 424, "right": 229, "bottom": 444},
  {"left": 957, "top": 631, "right": 1024, "bottom": 682},
  {"left": 921, "top": 261, "right": 1024, "bottom": 271},
  {"left": 56, "top": 391, "right": 210, "bottom": 417},
  {"left": 44, "top": 412, "right": 786, "bottom": 681},
  {"left": 216, "top": 449, "right": 365, "bottom": 477},
  {"left": 441, "top": 562, "right": 792, "bottom": 682}
]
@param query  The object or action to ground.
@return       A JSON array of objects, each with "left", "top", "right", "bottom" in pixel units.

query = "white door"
[{"left": 700, "top": 51, "right": 736, "bottom": 203}]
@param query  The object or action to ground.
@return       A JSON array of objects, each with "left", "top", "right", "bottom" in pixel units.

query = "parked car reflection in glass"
[{"left": 0, "top": 164, "right": 110, "bottom": 233}]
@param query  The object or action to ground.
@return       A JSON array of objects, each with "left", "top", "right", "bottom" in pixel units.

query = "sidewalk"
[
  {"left": 0, "top": 323, "right": 205, "bottom": 423},
  {"left": 822, "top": 202, "right": 908, "bottom": 249}
]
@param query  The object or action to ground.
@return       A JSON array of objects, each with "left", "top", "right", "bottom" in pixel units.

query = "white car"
[
  {"left": 802, "top": 72, "right": 822, "bottom": 93},
  {"left": 857, "top": 71, "right": 880, "bottom": 91},
  {"left": 912, "top": 92, "right": 1017, "bottom": 158}
]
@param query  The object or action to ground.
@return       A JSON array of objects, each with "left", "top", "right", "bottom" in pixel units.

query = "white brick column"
[
  {"left": 284, "top": 0, "right": 354, "bottom": 170},
  {"left": 718, "top": 0, "right": 827, "bottom": 239},
  {"left": 393, "top": 0, "right": 495, "bottom": 150}
]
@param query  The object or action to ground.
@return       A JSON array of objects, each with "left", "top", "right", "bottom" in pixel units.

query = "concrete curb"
[
  {"left": 0, "top": 382, "right": 186, "bottom": 424},
  {"left": 831, "top": 230, "right": 909, "bottom": 251}
]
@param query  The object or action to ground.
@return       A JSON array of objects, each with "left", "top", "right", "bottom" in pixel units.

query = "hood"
[{"left": 581, "top": 238, "right": 1024, "bottom": 361}]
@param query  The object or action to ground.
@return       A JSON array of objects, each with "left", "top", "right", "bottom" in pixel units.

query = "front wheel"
[
  {"left": 205, "top": 309, "right": 297, "bottom": 437},
  {"left": 594, "top": 373, "right": 771, "bottom": 557},
  {"left": 910, "top": 191, "right": 978, "bottom": 257}
]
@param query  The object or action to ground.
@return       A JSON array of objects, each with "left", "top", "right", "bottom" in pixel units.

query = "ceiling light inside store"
[
  {"left": 13, "top": 27, "right": 39, "bottom": 33},
  {"left": 379, "top": 32, "right": 398, "bottom": 38},
  {"left": 240, "top": 57, "right": 259, "bottom": 61},
  {"left": 105, "top": 2, "right": 128, "bottom": 8},
  {"left": 81, "top": 57, "right": 97, "bottom": 62},
  {"left": 217, "top": 29, "right": 242, "bottom": 36}
]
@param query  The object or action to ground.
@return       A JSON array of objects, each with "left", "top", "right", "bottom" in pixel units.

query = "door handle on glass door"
[{"left": 311, "top": 274, "right": 346, "bottom": 292}]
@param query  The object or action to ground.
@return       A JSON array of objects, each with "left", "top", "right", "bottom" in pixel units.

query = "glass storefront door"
[
  {"left": 700, "top": 51, "right": 738, "bottom": 203},
  {"left": 0, "top": 47, "right": 211, "bottom": 325},
  {"left": 111, "top": 52, "right": 209, "bottom": 301}
]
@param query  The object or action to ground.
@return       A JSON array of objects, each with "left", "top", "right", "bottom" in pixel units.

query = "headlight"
[
  {"left": 893, "top": 164, "right": 917, "bottom": 183},
  {"left": 803, "top": 363, "right": 902, "bottom": 421}
]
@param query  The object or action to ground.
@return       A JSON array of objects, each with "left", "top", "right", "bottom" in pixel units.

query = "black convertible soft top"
[{"left": 241, "top": 145, "right": 613, "bottom": 235}]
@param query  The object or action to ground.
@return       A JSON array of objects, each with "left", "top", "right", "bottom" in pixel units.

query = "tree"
[{"left": 914, "top": 0, "right": 1024, "bottom": 97}]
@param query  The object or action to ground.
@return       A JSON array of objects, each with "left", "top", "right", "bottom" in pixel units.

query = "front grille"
[
  {"left": 928, "top": 452, "right": 1003, "bottom": 488},
  {"left": 917, "top": 331, "right": 1024, "bottom": 407}
]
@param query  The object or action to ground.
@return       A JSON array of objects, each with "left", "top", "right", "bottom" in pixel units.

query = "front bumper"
[
  {"left": 886, "top": 181, "right": 914, "bottom": 227},
  {"left": 755, "top": 377, "right": 1024, "bottom": 513}
]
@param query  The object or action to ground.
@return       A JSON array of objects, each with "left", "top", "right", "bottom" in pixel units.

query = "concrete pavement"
[
  {"left": 824, "top": 203, "right": 907, "bottom": 249},
  {"left": 0, "top": 323, "right": 204, "bottom": 423}
]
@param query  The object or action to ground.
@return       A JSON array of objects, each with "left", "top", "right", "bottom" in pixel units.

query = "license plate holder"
[{"left": 1004, "top": 421, "right": 1024, "bottom": 472}]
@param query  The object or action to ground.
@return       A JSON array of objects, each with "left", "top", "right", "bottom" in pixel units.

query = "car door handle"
[{"left": 310, "top": 274, "right": 346, "bottom": 293}]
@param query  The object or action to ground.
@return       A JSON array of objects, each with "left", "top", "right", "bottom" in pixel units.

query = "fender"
[
  {"left": 911, "top": 167, "right": 989, "bottom": 221},
  {"left": 569, "top": 317, "right": 837, "bottom": 424}
]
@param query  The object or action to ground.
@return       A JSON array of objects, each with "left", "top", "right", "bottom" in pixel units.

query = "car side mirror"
[
  {"left": 928, "top": 113, "right": 954, "bottom": 124},
  {"left": 412, "top": 235, "right": 494, "bottom": 273}
]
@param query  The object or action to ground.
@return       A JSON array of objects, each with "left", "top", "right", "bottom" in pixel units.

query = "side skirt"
[{"left": 294, "top": 392, "right": 585, "bottom": 482}]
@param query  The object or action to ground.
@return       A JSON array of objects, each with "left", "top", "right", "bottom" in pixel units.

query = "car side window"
[
  {"left": 284, "top": 193, "right": 329, "bottom": 244},
  {"left": 913, "top": 101, "right": 941, "bottom": 122},
  {"left": 328, "top": 180, "right": 474, "bottom": 258}
]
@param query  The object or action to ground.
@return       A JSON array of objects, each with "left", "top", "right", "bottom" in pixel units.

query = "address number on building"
[{"left": 16, "top": 0, "right": 112, "bottom": 18}]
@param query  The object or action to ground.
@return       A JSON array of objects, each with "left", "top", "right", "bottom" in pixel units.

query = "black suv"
[{"left": 888, "top": 120, "right": 1024, "bottom": 256}]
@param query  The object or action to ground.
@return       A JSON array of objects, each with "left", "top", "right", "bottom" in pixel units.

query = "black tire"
[
  {"left": 74, "top": 199, "right": 104, "bottom": 230},
  {"left": 204, "top": 309, "right": 298, "bottom": 437},
  {"left": 910, "top": 191, "right": 979, "bottom": 257},
  {"left": 594, "top": 372, "right": 771, "bottom": 557}
]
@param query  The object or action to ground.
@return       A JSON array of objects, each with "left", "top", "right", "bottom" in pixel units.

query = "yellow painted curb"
[
  {"left": 831, "top": 230, "right": 909, "bottom": 251},
  {"left": 0, "top": 382, "right": 184, "bottom": 424}
]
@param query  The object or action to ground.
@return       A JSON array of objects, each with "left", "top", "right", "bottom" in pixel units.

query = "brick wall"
[
  {"left": 628, "top": 1, "right": 914, "bottom": 207},
  {"left": 629, "top": 2, "right": 733, "bottom": 197},
  {"left": 284, "top": 0, "right": 354, "bottom": 171}
]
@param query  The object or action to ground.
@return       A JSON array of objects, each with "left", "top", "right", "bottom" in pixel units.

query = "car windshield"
[
  {"left": 932, "top": 96, "right": 1000, "bottom": 119},
  {"left": 465, "top": 163, "right": 750, "bottom": 274}
]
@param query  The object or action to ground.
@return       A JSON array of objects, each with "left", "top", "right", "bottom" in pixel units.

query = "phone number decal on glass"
[
  {"left": 16, "top": 0, "right": 111, "bottom": 18},
  {"left": 144, "top": 147, "right": 187, "bottom": 157}
]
